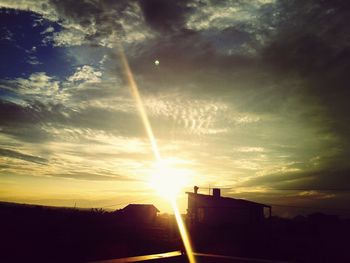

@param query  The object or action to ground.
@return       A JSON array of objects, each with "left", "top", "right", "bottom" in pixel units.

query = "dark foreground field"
[{"left": 0, "top": 202, "right": 349, "bottom": 263}]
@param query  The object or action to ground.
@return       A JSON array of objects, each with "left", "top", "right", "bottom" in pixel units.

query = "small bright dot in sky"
[{"left": 154, "top": 60, "right": 160, "bottom": 66}]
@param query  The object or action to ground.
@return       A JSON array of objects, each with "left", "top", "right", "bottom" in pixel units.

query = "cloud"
[
  {"left": 67, "top": 65, "right": 102, "bottom": 83},
  {"left": 0, "top": 0, "right": 59, "bottom": 21},
  {"left": 236, "top": 147, "right": 265, "bottom": 153},
  {"left": 47, "top": 0, "right": 153, "bottom": 47},
  {"left": 186, "top": 0, "right": 269, "bottom": 31},
  {"left": 50, "top": 171, "right": 136, "bottom": 182},
  {"left": 3, "top": 72, "right": 67, "bottom": 104},
  {"left": 0, "top": 100, "right": 61, "bottom": 143},
  {"left": 138, "top": 0, "right": 192, "bottom": 33},
  {"left": 41, "top": 26, "right": 54, "bottom": 34},
  {"left": 0, "top": 0, "right": 153, "bottom": 47},
  {"left": 238, "top": 167, "right": 350, "bottom": 192},
  {"left": 144, "top": 95, "right": 229, "bottom": 135},
  {"left": 261, "top": 0, "right": 350, "bottom": 134},
  {"left": 0, "top": 148, "right": 47, "bottom": 164},
  {"left": 1, "top": 0, "right": 350, "bottom": 211},
  {"left": 51, "top": 28, "right": 87, "bottom": 46},
  {"left": 0, "top": 70, "right": 143, "bottom": 142}
]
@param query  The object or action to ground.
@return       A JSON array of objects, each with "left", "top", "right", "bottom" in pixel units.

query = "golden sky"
[{"left": 1, "top": 0, "right": 350, "bottom": 215}]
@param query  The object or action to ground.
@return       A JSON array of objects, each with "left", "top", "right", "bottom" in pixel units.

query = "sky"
[{"left": 0, "top": 0, "right": 349, "bottom": 216}]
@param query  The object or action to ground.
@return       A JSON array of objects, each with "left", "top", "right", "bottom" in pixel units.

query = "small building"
[
  {"left": 121, "top": 204, "right": 159, "bottom": 224},
  {"left": 187, "top": 187, "right": 271, "bottom": 226}
]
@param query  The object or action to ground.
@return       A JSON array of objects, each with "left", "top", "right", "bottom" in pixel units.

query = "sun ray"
[
  {"left": 172, "top": 199, "right": 196, "bottom": 263},
  {"left": 116, "top": 40, "right": 196, "bottom": 263},
  {"left": 117, "top": 43, "right": 161, "bottom": 162}
]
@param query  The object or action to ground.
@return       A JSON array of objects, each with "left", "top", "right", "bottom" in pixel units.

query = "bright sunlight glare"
[
  {"left": 150, "top": 160, "right": 190, "bottom": 201},
  {"left": 172, "top": 199, "right": 196, "bottom": 263},
  {"left": 116, "top": 33, "right": 196, "bottom": 263}
]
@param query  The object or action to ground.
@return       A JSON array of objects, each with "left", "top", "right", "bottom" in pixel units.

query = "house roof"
[
  {"left": 186, "top": 192, "right": 271, "bottom": 208},
  {"left": 122, "top": 204, "right": 160, "bottom": 212}
]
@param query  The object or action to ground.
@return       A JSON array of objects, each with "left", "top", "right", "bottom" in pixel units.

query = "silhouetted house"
[
  {"left": 121, "top": 204, "right": 159, "bottom": 224},
  {"left": 187, "top": 187, "right": 271, "bottom": 226}
]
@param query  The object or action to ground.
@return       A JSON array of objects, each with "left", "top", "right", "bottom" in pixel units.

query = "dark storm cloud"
[
  {"left": 127, "top": 29, "right": 263, "bottom": 100},
  {"left": 129, "top": 29, "right": 217, "bottom": 79},
  {"left": 1, "top": 125, "right": 51, "bottom": 143},
  {"left": 0, "top": 100, "right": 54, "bottom": 142},
  {"left": 253, "top": 2, "right": 350, "bottom": 193},
  {"left": 240, "top": 167, "right": 350, "bottom": 191},
  {"left": 0, "top": 100, "right": 42, "bottom": 124},
  {"left": 50, "top": 0, "right": 193, "bottom": 38},
  {"left": 138, "top": 0, "right": 192, "bottom": 33},
  {"left": 48, "top": 0, "right": 138, "bottom": 42},
  {"left": 0, "top": 97, "right": 71, "bottom": 125},
  {"left": 131, "top": 0, "right": 350, "bottom": 121},
  {"left": 0, "top": 148, "right": 47, "bottom": 164},
  {"left": 48, "top": 0, "right": 263, "bottom": 93},
  {"left": 261, "top": 0, "right": 350, "bottom": 131},
  {"left": 0, "top": 97, "right": 143, "bottom": 143},
  {"left": 67, "top": 106, "right": 144, "bottom": 136},
  {"left": 0, "top": 100, "right": 65, "bottom": 142},
  {"left": 49, "top": 0, "right": 124, "bottom": 26}
]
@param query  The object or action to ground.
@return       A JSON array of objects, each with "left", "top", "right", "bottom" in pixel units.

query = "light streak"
[
  {"left": 117, "top": 42, "right": 196, "bottom": 263},
  {"left": 117, "top": 44, "right": 161, "bottom": 162},
  {"left": 172, "top": 200, "right": 196, "bottom": 263}
]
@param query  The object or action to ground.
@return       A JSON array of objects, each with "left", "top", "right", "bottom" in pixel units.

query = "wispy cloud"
[
  {"left": 0, "top": 148, "right": 47, "bottom": 164},
  {"left": 67, "top": 65, "right": 102, "bottom": 83}
]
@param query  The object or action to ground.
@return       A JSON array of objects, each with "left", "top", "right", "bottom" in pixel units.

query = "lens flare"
[
  {"left": 172, "top": 199, "right": 196, "bottom": 263},
  {"left": 117, "top": 42, "right": 196, "bottom": 263},
  {"left": 117, "top": 44, "right": 161, "bottom": 162},
  {"left": 150, "top": 160, "right": 189, "bottom": 201}
]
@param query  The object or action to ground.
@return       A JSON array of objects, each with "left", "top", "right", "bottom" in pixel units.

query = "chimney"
[
  {"left": 213, "top": 188, "right": 221, "bottom": 198},
  {"left": 194, "top": 186, "right": 199, "bottom": 194}
]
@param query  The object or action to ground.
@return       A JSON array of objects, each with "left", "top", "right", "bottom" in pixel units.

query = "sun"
[{"left": 149, "top": 160, "right": 190, "bottom": 201}]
